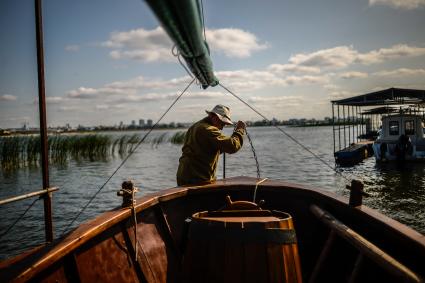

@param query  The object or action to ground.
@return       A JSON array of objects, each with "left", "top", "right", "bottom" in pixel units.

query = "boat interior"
[{"left": 1, "top": 177, "right": 424, "bottom": 283}]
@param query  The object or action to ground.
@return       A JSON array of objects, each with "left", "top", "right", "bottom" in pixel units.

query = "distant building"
[
  {"left": 147, "top": 119, "right": 153, "bottom": 127},
  {"left": 139, "top": 119, "right": 145, "bottom": 127},
  {"left": 131, "top": 120, "right": 136, "bottom": 126},
  {"left": 22, "top": 122, "right": 28, "bottom": 131}
]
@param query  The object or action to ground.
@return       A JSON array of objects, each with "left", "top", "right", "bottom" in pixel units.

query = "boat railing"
[
  {"left": 0, "top": 187, "right": 58, "bottom": 244},
  {"left": 0, "top": 187, "right": 58, "bottom": 206}
]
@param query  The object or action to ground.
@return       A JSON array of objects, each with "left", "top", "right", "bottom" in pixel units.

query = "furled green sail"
[{"left": 145, "top": 0, "right": 219, "bottom": 89}]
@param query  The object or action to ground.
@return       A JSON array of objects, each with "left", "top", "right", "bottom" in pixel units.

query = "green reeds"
[
  {"left": 151, "top": 133, "right": 168, "bottom": 148},
  {"left": 169, "top": 131, "right": 186, "bottom": 144},
  {"left": 0, "top": 131, "right": 187, "bottom": 170}
]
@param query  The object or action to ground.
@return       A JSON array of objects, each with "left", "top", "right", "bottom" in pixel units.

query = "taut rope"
[{"left": 0, "top": 197, "right": 39, "bottom": 240}]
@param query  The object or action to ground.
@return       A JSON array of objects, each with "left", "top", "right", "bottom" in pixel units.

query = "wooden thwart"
[{"left": 309, "top": 204, "right": 423, "bottom": 283}]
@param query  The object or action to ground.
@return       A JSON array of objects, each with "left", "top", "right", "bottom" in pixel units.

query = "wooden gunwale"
[{"left": 1, "top": 176, "right": 425, "bottom": 282}]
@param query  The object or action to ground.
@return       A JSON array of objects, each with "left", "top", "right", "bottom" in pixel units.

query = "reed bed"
[
  {"left": 169, "top": 131, "right": 186, "bottom": 144},
  {"left": 0, "top": 131, "right": 187, "bottom": 170}
]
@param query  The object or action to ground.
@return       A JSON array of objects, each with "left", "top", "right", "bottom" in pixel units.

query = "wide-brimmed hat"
[{"left": 205, "top": 105, "right": 233, "bottom": 125}]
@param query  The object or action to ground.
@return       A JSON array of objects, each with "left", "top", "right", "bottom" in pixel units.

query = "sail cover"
[{"left": 145, "top": 0, "right": 219, "bottom": 89}]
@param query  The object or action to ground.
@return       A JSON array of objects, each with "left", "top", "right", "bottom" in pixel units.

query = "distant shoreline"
[{"left": 0, "top": 123, "right": 365, "bottom": 136}]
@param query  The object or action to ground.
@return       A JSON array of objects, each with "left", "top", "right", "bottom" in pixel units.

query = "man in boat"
[{"left": 177, "top": 104, "right": 246, "bottom": 186}]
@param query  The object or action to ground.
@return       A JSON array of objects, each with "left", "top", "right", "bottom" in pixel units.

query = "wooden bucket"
[{"left": 182, "top": 198, "right": 302, "bottom": 283}]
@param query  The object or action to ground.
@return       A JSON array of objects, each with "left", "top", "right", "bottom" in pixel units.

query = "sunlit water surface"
[{"left": 1, "top": 126, "right": 424, "bottom": 260}]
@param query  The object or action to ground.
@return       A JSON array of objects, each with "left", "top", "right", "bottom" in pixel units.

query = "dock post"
[
  {"left": 338, "top": 105, "right": 341, "bottom": 151},
  {"left": 332, "top": 104, "right": 336, "bottom": 156},
  {"left": 346, "top": 180, "right": 369, "bottom": 207}
]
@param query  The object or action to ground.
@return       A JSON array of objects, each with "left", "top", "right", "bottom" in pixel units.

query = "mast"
[{"left": 35, "top": 0, "right": 53, "bottom": 242}]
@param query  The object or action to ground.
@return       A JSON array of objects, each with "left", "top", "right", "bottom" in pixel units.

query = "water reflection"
[{"left": 364, "top": 162, "right": 425, "bottom": 232}]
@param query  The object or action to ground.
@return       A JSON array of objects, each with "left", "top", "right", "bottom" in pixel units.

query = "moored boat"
[
  {"left": 332, "top": 88, "right": 425, "bottom": 165},
  {"left": 372, "top": 112, "right": 425, "bottom": 162}
]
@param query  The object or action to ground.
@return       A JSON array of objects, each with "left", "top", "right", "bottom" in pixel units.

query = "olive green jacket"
[{"left": 177, "top": 117, "right": 244, "bottom": 186}]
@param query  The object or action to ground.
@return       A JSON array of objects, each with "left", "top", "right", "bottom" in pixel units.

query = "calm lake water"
[{"left": 1, "top": 126, "right": 424, "bottom": 260}]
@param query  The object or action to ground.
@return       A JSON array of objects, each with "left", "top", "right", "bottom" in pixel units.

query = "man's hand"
[{"left": 235, "top": 120, "right": 246, "bottom": 134}]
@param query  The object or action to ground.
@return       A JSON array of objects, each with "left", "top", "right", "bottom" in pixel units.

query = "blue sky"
[{"left": 1, "top": 0, "right": 425, "bottom": 128}]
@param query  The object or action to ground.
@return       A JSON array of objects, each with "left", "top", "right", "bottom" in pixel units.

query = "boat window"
[
  {"left": 389, "top": 121, "right": 399, "bottom": 135},
  {"left": 405, "top": 120, "right": 415, "bottom": 135}
]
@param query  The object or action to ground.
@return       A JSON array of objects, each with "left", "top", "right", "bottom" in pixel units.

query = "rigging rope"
[
  {"left": 172, "top": 45, "right": 194, "bottom": 80},
  {"left": 61, "top": 78, "right": 196, "bottom": 236},
  {"left": 0, "top": 197, "right": 39, "bottom": 240},
  {"left": 253, "top": 178, "right": 268, "bottom": 203},
  {"left": 246, "top": 130, "right": 260, "bottom": 179},
  {"left": 219, "top": 82, "right": 359, "bottom": 183}
]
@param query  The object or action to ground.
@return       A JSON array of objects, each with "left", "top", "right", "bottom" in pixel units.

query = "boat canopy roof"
[
  {"left": 360, "top": 106, "right": 399, "bottom": 115},
  {"left": 145, "top": 0, "right": 219, "bottom": 89},
  {"left": 332, "top": 88, "right": 425, "bottom": 106}
]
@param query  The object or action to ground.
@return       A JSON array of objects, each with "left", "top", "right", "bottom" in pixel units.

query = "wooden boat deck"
[{"left": 1, "top": 176, "right": 424, "bottom": 282}]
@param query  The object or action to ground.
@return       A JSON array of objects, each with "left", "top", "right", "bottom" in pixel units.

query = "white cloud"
[
  {"left": 67, "top": 69, "right": 328, "bottom": 104},
  {"left": 113, "top": 93, "right": 167, "bottom": 103},
  {"left": 369, "top": 0, "right": 425, "bottom": 10},
  {"left": 274, "top": 44, "right": 425, "bottom": 72},
  {"left": 329, "top": 90, "right": 358, "bottom": 100},
  {"left": 103, "top": 26, "right": 174, "bottom": 62},
  {"left": 339, "top": 71, "right": 369, "bottom": 79},
  {"left": 65, "top": 45, "right": 80, "bottom": 52},
  {"left": 67, "top": 76, "right": 192, "bottom": 101},
  {"left": 109, "top": 49, "right": 173, "bottom": 62},
  {"left": 105, "top": 76, "right": 189, "bottom": 90},
  {"left": 59, "top": 106, "right": 79, "bottom": 111},
  {"left": 373, "top": 68, "right": 425, "bottom": 77},
  {"left": 183, "top": 91, "right": 226, "bottom": 99},
  {"left": 106, "top": 91, "right": 225, "bottom": 105},
  {"left": 268, "top": 64, "right": 321, "bottom": 74},
  {"left": 95, "top": 105, "right": 109, "bottom": 110},
  {"left": 0, "top": 94, "right": 17, "bottom": 101},
  {"left": 102, "top": 26, "right": 268, "bottom": 62},
  {"left": 206, "top": 28, "right": 268, "bottom": 58},
  {"left": 284, "top": 75, "right": 329, "bottom": 85},
  {"left": 288, "top": 46, "right": 358, "bottom": 69},
  {"left": 33, "top": 96, "right": 66, "bottom": 104},
  {"left": 47, "top": 97, "right": 65, "bottom": 104},
  {"left": 67, "top": 87, "right": 99, "bottom": 98},
  {"left": 67, "top": 86, "right": 129, "bottom": 98},
  {"left": 217, "top": 70, "right": 284, "bottom": 90},
  {"left": 323, "top": 84, "right": 341, "bottom": 91},
  {"left": 217, "top": 70, "right": 328, "bottom": 89},
  {"left": 94, "top": 104, "right": 125, "bottom": 110},
  {"left": 357, "top": 44, "right": 425, "bottom": 64},
  {"left": 248, "top": 95, "right": 305, "bottom": 107}
]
